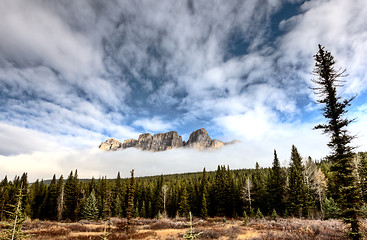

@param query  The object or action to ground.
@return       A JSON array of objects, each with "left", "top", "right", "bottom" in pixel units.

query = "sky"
[{"left": 1, "top": 0, "right": 367, "bottom": 181}]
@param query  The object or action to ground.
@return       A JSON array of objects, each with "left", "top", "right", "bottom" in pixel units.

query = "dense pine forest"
[{"left": 1, "top": 149, "right": 367, "bottom": 222}]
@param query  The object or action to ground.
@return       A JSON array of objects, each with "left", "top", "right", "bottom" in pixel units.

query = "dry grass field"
[{"left": 2, "top": 217, "right": 366, "bottom": 240}]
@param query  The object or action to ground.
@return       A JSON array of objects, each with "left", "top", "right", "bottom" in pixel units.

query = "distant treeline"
[{"left": 1, "top": 148, "right": 367, "bottom": 221}]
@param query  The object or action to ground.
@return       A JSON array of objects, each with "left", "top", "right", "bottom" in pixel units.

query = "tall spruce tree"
[
  {"left": 288, "top": 145, "right": 308, "bottom": 217},
  {"left": 81, "top": 189, "right": 99, "bottom": 220},
  {"left": 0, "top": 176, "right": 10, "bottom": 220},
  {"left": 126, "top": 170, "right": 135, "bottom": 230},
  {"left": 252, "top": 162, "right": 267, "bottom": 214},
  {"left": 267, "top": 150, "right": 286, "bottom": 215},
  {"left": 179, "top": 184, "right": 190, "bottom": 218},
  {"left": 44, "top": 175, "right": 58, "bottom": 220},
  {"left": 63, "top": 171, "right": 79, "bottom": 221},
  {"left": 312, "top": 44, "right": 361, "bottom": 239}
]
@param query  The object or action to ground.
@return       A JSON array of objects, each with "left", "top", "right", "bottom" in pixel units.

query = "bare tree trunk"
[
  {"left": 162, "top": 185, "right": 168, "bottom": 218},
  {"left": 57, "top": 184, "right": 64, "bottom": 221}
]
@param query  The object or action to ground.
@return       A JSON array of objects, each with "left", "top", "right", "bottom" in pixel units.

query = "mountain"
[{"left": 99, "top": 128, "right": 235, "bottom": 151}]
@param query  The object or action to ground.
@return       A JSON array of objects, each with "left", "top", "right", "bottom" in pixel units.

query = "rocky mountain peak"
[
  {"left": 185, "top": 128, "right": 212, "bottom": 149},
  {"left": 99, "top": 138, "right": 122, "bottom": 151},
  {"left": 99, "top": 128, "right": 234, "bottom": 152}
]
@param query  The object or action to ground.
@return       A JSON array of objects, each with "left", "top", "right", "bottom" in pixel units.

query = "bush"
[
  {"left": 256, "top": 208, "right": 264, "bottom": 219},
  {"left": 243, "top": 211, "right": 249, "bottom": 226},
  {"left": 322, "top": 198, "right": 341, "bottom": 219},
  {"left": 271, "top": 209, "right": 278, "bottom": 221}
]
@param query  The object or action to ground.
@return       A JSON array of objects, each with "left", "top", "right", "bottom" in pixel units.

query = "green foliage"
[
  {"left": 126, "top": 170, "right": 135, "bottom": 231},
  {"left": 322, "top": 197, "right": 341, "bottom": 219},
  {"left": 1, "top": 148, "right": 366, "bottom": 226},
  {"left": 358, "top": 152, "right": 367, "bottom": 202},
  {"left": 271, "top": 209, "right": 278, "bottom": 221},
  {"left": 255, "top": 208, "right": 264, "bottom": 219},
  {"left": 288, "top": 145, "right": 308, "bottom": 217},
  {"left": 312, "top": 44, "right": 362, "bottom": 239},
  {"left": 212, "top": 165, "right": 235, "bottom": 217},
  {"left": 183, "top": 212, "right": 202, "bottom": 239},
  {"left": 81, "top": 190, "right": 99, "bottom": 220},
  {"left": 200, "top": 187, "right": 208, "bottom": 219},
  {"left": 243, "top": 210, "right": 248, "bottom": 226},
  {"left": 179, "top": 185, "right": 190, "bottom": 218},
  {"left": 0, "top": 185, "right": 31, "bottom": 240},
  {"left": 63, "top": 171, "right": 79, "bottom": 221},
  {"left": 252, "top": 162, "right": 267, "bottom": 214},
  {"left": 267, "top": 150, "right": 286, "bottom": 215},
  {"left": 100, "top": 221, "right": 110, "bottom": 240}
]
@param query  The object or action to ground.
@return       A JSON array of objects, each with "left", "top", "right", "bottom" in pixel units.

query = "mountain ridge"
[{"left": 99, "top": 128, "right": 236, "bottom": 151}]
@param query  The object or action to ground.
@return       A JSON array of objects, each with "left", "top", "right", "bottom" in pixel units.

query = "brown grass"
[{"left": 2, "top": 217, "right": 362, "bottom": 240}]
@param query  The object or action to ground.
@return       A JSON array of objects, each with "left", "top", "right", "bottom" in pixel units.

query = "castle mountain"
[{"left": 99, "top": 128, "right": 234, "bottom": 151}]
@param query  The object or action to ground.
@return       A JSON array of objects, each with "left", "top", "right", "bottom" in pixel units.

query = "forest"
[{"left": 1, "top": 149, "right": 367, "bottom": 223}]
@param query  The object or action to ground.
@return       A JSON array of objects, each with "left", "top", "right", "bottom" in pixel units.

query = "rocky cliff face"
[
  {"left": 99, "top": 128, "right": 233, "bottom": 152},
  {"left": 99, "top": 138, "right": 122, "bottom": 151},
  {"left": 151, "top": 131, "right": 183, "bottom": 151}
]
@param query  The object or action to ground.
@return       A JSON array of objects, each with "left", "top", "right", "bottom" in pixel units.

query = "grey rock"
[
  {"left": 185, "top": 128, "right": 212, "bottom": 149},
  {"left": 185, "top": 128, "right": 225, "bottom": 150},
  {"left": 122, "top": 139, "right": 138, "bottom": 148},
  {"left": 136, "top": 133, "right": 153, "bottom": 150},
  {"left": 151, "top": 131, "right": 183, "bottom": 151},
  {"left": 99, "top": 128, "right": 234, "bottom": 151},
  {"left": 99, "top": 138, "right": 122, "bottom": 151}
]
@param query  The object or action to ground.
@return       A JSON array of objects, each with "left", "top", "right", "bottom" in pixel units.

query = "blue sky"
[{"left": 1, "top": 0, "right": 367, "bottom": 180}]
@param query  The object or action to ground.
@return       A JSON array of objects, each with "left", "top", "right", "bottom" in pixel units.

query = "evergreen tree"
[
  {"left": 288, "top": 145, "right": 308, "bottom": 217},
  {"left": 81, "top": 190, "right": 99, "bottom": 220},
  {"left": 44, "top": 175, "right": 58, "bottom": 220},
  {"left": 112, "top": 173, "right": 124, "bottom": 217},
  {"left": 29, "top": 179, "right": 47, "bottom": 219},
  {"left": 200, "top": 168, "right": 208, "bottom": 219},
  {"left": 200, "top": 186, "right": 208, "bottom": 219},
  {"left": 213, "top": 166, "right": 233, "bottom": 217},
  {"left": 357, "top": 152, "right": 367, "bottom": 202},
  {"left": 112, "top": 194, "right": 123, "bottom": 218},
  {"left": 140, "top": 201, "right": 147, "bottom": 218},
  {"left": 0, "top": 176, "right": 10, "bottom": 220},
  {"left": 63, "top": 171, "right": 79, "bottom": 221},
  {"left": 0, "top": 184, "right": 29, "bottom": 240},
  {"left": 252, "top": 162, "right": 267, "bottom": 214},
  {"left": 267, "top": 150, "right": 286, "bottom": 215},
  {"left": 312, "top": 44, "right": 361, "bottom": 239},
  {"left": 126, "top": 170, "right": 135, "bottom": 229},
  {"left": 102, "top": 189, "right": 112, "bottom": 220},
  {"left": 179, "top": 184, "right": 190, "bottom": 218}
]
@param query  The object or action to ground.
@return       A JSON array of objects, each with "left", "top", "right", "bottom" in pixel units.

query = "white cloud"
[
  {"left": 133, "top": 116, "right": 174, "bottom": 133},
  {"left": 349, "top": 104, "right": 367, "bottom": 153},
  {"left": 0, "top": 1, "right": 103, "bottom": 79},
  {"left": 278, "top": 0, "right": 367, "bottom": 97},
  {"left": 0, "top": 120, "right": 139, "bottom": 157},
  {"left": 0, "top": 141, "right": 321, "bottom": 182},
  {"left": 0, "top": 123, "right": 66, "bottom": 156}
]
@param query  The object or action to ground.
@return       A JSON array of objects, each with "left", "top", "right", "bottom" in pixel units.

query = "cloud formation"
[{"left": 1, "top": 0, "right": 367, "bottom": 180}]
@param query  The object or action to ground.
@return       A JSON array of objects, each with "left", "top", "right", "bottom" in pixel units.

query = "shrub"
[
  {"left": 271, "top": 209, "right": 278, "bottom": 221},
  {"left": 243, "top": 211, "right": 249, "bottom": 226},
  {"left": 256, "top": 208, "right": 264, "bottom": 219},
  {"left": 322, "top": 198, "right": 341, "bottom": 219}
]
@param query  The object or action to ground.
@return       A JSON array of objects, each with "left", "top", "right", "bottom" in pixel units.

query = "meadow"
[{"left": 2, "top": 217, "right": 362, "bottom": 240}]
